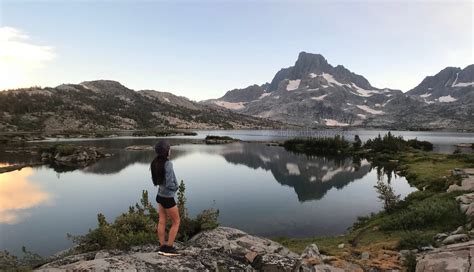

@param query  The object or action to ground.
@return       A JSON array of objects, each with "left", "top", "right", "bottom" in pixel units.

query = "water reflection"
[
  {"left": 74, "top": 142, "right": 375, "bottom": 202},
  {"left": 214, "top": 143, "right": 373, "bottom": 201},
  {"left": 0, "top": 141, "right": 417, "bottom": 256},
  {"left": 82, "top": 148, "right": 188, "bottom": 175},
  {"left": 0, "top": 142, "right": 404, "bottom": 206},
  {"left": 0, "top": 168, "right": 51, "bottom": 224}
]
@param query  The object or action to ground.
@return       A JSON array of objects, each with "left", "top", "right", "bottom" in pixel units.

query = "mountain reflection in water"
[
  {"left": 0, "top": 140, "right": 415, "bottom": 256},
  {"left": 80, "top": 142, "right": 374, "bottom": 202}
]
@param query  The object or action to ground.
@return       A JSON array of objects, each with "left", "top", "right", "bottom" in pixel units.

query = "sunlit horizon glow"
[
  {"left": 0, "top": 1, "right": 472, "bottom": 100},
  {"left": 0, "top": 26, "right": 55, "bottom": 91},
  {"left": 0, "top": 167, "right": 51, "bottom": 224}
]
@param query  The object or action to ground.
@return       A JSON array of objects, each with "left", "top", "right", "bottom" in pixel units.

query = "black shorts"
[{"left": 156, "top": 195, "right": 176, "bottom": 209}]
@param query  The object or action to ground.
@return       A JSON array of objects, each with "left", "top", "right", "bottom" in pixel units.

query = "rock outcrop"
[
  {"left": 41, "top": 146, "right": 110, "bottom": 166},
  {"left": 36, "top": 227, "right": 350, "bottom": 271},
  {"left": 448, "top": 169, "right": 474, "bottom": 193},
  {"left": 416, "top": 240, "right": 474, "bottom": 272},
  {"left": 417, "top": 190, "right": 474, "bottom": 271}
]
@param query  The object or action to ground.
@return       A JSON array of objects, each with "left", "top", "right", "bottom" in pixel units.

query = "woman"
[{"left": 150, "top": 140, "right": 180, "bottom": 256}]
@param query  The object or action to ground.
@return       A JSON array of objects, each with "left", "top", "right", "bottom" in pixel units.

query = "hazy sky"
[{"left": 0, "top": 0, "right": 472, "bottom": 101}]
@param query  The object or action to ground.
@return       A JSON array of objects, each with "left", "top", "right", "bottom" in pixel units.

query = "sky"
[{"left": 0, "top": 0, "right": 472, "bottom": 101}]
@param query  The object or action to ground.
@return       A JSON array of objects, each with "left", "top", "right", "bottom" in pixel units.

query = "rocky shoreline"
[
  {"left": 36, "top": 227, "right": 362, "bottom": 272},
  {"left": 0, "top": 145, "right": 112, "bottom": 174}
]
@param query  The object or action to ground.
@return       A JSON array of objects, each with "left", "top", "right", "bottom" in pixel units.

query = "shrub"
[
  {"left": 40, "top": 144, "right": 76, "bottom": 156},
  {"left": 205, "top": 135, "right": 234, "bottom": 141},
  {"left": 0, "top": 247, "right": 45, "bottom": 270},
  {"left": 69, "top": 182, "right": 219, "bottom": 252},
  {"left": 397, "top": 231, "right": 433, "bottom": 250},
  {"left": 374, "top": 180, "right": 400, "bottom": 212},
  {"left": 55, "top": 144, "right": 76, "bottom": 156},
  {"left": 402, "top": 251, "right": 418, "bottom": 272},
  {"left": 353, "top": 135, "right": 362, "bottom": 150},
  {"left": 363, "top": 132, "right": 407, "bottom": 153},
  {"left": 283, "top": 135, "right": 351, "bottom": 155},
  {"left": 407, "top": 139, "right": 433, "bottom": 151},
  {"left": 364, "top": 132, "right": 434, "bottom": 153},
  {"left": 379, "top": 194, "right": 465, "bottom": 231},
  {"left": 447, "top": 153, "right": 474, "bottom": 164}
]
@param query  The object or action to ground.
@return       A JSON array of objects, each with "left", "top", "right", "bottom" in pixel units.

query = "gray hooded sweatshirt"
[{"left": 157, "top": 160, "right": 178, "bottom": 198}]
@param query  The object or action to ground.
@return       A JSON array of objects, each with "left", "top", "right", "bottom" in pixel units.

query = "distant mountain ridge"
[
  {"left": 0, "top": 80, "right": 282, "bottom": 132},
  {"left": 406, "top": 65, "right": 474, "bottom": 104},
  {"left": 1, "top": 53, "right": 472, "bottom": 131},
  {"left": 202, "top": 52, "right": 473, "bottom": 130}
]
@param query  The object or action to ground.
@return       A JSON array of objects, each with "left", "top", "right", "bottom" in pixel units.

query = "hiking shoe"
[
  {"left": 157, "top": 245, "right": 166, "bottom": 253},
  {"left": 158, "top": 245, "right": 180, "bottom": 256}
]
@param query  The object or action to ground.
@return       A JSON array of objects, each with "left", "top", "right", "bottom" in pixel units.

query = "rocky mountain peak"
[
  {"left": 79, "top": 80, "right": 132, "bottom": 94},
  {"left": 289, "top": 52, "right": 332, "bottom": 79},
  {"left": 406, "top": 65, "right": 473, "bottom": 104},
  {"left": 458, "top": 64, "right": 474, "bottom": 84},
  {"left": 412, "top": 67, "right": 461, "bottom": 93}
]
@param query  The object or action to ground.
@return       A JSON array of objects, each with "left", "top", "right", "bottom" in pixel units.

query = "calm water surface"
[{"left": 1, "top": 129, "right": 472, "bottom": 256}]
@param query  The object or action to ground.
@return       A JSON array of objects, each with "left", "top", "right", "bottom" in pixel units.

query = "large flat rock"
[
  {"left": 416, "top": 240, "right": 474, "bottom": 272},
  {"left": 36, "top": 227, "right": 345, "bottom": 271}
]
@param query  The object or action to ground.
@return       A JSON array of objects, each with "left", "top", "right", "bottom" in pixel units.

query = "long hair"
[{"left": 150, "top": 140, "right": 170, "bottom": 186}]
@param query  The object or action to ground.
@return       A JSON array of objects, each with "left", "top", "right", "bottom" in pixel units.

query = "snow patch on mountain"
[
  {"left": 259, "top": 92, "right": 271, "bottom": 99},
  {"left": 259, "top": 155, "right": 271, "bottom": 163},
  {"left": 311, "top": 94, "right": 328, "bottom": 101},
  {"left": 438, "top": 95, "right": 457, "bottom": 103},
  {"left": 286, "top": 79, "right": 301, "bottom": 91},
  {"left": 163, "top": 97, "right": 170, "bottom": 103},
  {"left": 214, "top": 101, "right": 246, "bottom": 110},
  {"left": 286, "top": 163, "right": 300, "bottom": 175},
  {"left": 420, "top": 93, "right": 432, "bottom": 98},
  {"left": 323, "top": 119, "right": 349, "bottom": 126},
  {"left": 350, "top": 83, "right": 379, "bottom": 97},
  {"left": 382, "top": 99, "right": 393, "bottom": 107},
  {"left": 322, "top": 73, "right": 343, "bottom": 86},
  {"left": 357, "top": 105, "right": 385, "bottom": 115},
  {"left": 451, "top": 72, "right": 460, "bottom": 87},
  {"left": 453, "top": 82, "right": 474, "bottom": 87},
  {"left": 322, "top": 167, "right": 345, "bottom": 182}
]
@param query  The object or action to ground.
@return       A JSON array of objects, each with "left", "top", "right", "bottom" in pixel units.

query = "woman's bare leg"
[
  {"left": 157, "top": 204, "right": 167, "bottom": 246},
  {"left": 165, "top": 206, "right": 180, "bottom": 246}
]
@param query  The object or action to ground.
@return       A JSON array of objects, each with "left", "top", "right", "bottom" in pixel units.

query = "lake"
[{"left": 1, "top": 129, "right": 472, "bottom": 256}]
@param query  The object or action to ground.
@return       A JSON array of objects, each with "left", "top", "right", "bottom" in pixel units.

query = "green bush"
[
  {"left": 407, "top": 139, "right": 433, "bottom": 151},
  {"left": 447, "top": 153, "right": 474, "bottom": 164},
  {"left": 363, "top": 132, "right": 407, "bottom": 153},
  {"left": 397, "top": 231, "right": 434, "bottom": 250},
  {"left": 283, "top": 135, "right": 351, "bottom": 155},
  {"left": 41, "top": 144, "right": 76, "bottom": 156},
  {"left": 69, "top": 182, "right": 219, "bottom": 252},
  {"left": 205, "top": 135, "right": 234, "bottom": 141},
  {"left": 0, "top": 247, "right": 44, "bottom": 271},
  {"left": 56, "top": 144, "right": 76, "bottom": 156},
  {"left": 374, "top": 180, "right": 400, "bottom": 212},
  {"left": 364, "top": 132, "right": 434, "bottom": 153},
  {"left": 353, "top": 135, "right": 362, "bottom": 150},
  {"left": 402, "top": 251, "right": 418, "bottom": 272},
  {"left": 379, "top": 193, "right": 465, "bottom": 231}
]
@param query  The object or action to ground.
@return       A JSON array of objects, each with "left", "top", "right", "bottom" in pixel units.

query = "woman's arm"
[{"left": 164, "top": 161, "right": 178, "bottom": 191}]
